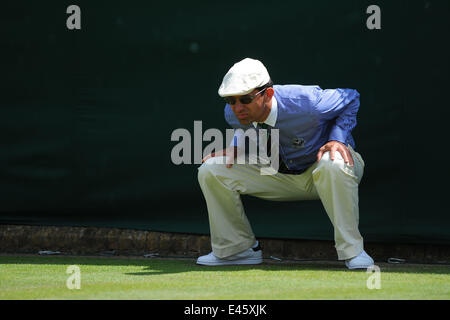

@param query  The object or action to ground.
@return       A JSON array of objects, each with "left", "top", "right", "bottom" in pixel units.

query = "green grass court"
[{"left": 0, "top": 255, "right": 449, "bottom": 300}]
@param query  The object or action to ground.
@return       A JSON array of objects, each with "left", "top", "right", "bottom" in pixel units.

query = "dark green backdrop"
[{"left": 1, "top": 1, "right": 449, "bottom": 244}]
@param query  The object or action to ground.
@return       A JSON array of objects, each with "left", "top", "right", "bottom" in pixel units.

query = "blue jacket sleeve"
[{"left": 312, "top": 88, "right": 360, "bottom": 144}]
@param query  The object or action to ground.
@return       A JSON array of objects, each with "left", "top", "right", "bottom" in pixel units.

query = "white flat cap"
[{"left": 218, "top": 58, "right": 271, "bottom": 97}]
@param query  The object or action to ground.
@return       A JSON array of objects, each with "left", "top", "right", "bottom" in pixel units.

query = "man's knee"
[
  {"left": 197, "top": 156, "right": 228, "bottom": 183},
  {"left": 313, "top": 151, "right": 360, "bottom": 182},
  {"left": 198, "top": 162, "right": 214, "bottom": 184},
  {"left": 317, "top": 151, "right": 346, "bottom": 171}
]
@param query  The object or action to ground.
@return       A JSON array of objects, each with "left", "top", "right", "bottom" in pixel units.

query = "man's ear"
[{"left": 265, "top": 87, "right": 274, "bottom": 98}]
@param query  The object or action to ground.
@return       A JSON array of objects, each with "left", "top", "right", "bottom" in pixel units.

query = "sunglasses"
[{"left": 224, "top": 88, "right": 267, "bottom": 105}]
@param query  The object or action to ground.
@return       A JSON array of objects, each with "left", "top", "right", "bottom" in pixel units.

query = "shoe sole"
[
  {"left": 345, "top": 263, "right": 375, "bottom": 270},
  {"left": 196, "top": 257, "right": 263, "bottom": 266}
]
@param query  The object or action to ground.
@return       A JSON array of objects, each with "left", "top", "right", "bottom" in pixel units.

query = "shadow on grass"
[
  {"left": 1, "top": 255, "right": 449, "bottom": 276},
  {"left": 124, "top": 263, "right": 347, "bottom": 276}
]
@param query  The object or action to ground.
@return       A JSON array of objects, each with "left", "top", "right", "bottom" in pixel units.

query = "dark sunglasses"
[{"left": 224, "top": 88, "right": 267, "bottom": 105}]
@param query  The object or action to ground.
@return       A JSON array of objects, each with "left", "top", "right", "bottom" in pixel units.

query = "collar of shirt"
[{"left": 252, "top": 96, "right": 278, "bottom": 128}]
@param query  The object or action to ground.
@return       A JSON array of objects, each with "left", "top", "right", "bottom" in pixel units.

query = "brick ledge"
[{"left": 0, "top": 224, "right": 449, "bottom": 264}]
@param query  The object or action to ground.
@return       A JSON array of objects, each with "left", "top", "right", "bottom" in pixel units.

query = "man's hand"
[
  {"left": 202, "top": 146, "right": 237, "bottom": 168},
  {"left": 316, "top": 141, "right": 354, "bottom": 166}
]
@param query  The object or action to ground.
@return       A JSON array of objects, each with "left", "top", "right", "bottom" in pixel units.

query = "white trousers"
[{"left": 197, "top": 146, "right": 365, "bottom": 260}]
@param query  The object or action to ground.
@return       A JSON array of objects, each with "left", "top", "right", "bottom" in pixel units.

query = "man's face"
[{"left": 229, "top": 89, "right": 268, "bottom": 125}]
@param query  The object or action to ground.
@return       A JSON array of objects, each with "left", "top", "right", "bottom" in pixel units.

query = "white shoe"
[
  {"left": 197, "top": 242, "right": 263, "bottom": 266},
  {"left": 345, "top": 250, "right": 374, "bottom": 270}
]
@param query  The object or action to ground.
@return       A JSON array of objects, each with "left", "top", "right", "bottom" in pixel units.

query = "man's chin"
[{"left": 238, "top": 119, "right": 251, "bottom": 125}]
